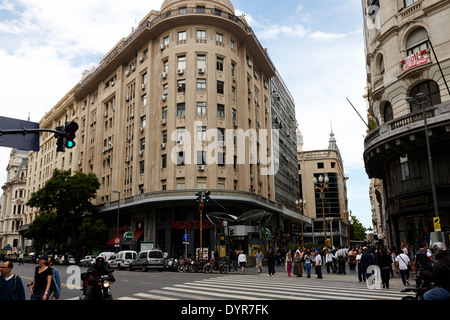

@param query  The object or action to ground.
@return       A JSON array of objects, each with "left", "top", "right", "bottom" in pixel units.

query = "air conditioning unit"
[
  {"left": 247, "top": 60, "right": 253, "bottom": 67},
  {"left": 125, "top": 70, "right": 130, "bottom": 77},
  {"left": 219, "top": 141, "right": 226, "bottom": 147},
  {"left": 177, "top": 140, "right": 184, "bottom": 146},
  {"left": 197, "top": 165, "right": 205, "bottom": 171},
  {"left": 125, "top": 157, "right": 130, "bottom": 163},
  {"left": 160, "top": 44, "right": 165, "bottom": 51},
  {"left": 161, "top": 119, "right": 167, "bottom": 126},
  {"left": 160, "top": 143, "right": 166, "bottom": 149},
  {"left": 104, "top": 112, "right": 108, "bottom": 117},
  {"left": 233, "top": 120, "right": 238, "bottom": 127},
  {"left": 110, "top": 81, "right": 115, "bottom": 87},
  {"left": 139, "top": 150, "right": 143, "bottom": 157},
  {"left": 176, "top": 69, "right": 184, "bottom": 75},
  {"left": 131, "top": 65, "right": 136, "bottom": 72},
  {"left": 198, "top": 68, "right": 205, "bottom": 74},
  {"left": 161, "top": 72, "right": 167, "bottom": 79},
  {"left": 125, "top": 96, "right": 130, "bottom": 101},
  {"left": 232, "top": 77, "right": 237, "bottom": 82},
  {"left": 161, "top": 96, "right": 166, "bottom": 101},
  {"left": 141, "top": 84, "right": 146, "bottom": 90},
  {"left": 139, "top": 127, "right": 144, "bottom": 133},
  {"left": 139, "top": 56, "right": 144, "bottom": 63}
]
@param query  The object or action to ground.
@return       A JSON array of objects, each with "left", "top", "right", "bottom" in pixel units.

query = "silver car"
[{"left": 129, "top": 250, "right": 164, "bottom": 272}]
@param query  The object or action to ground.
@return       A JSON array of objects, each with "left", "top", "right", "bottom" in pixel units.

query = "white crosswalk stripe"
[{"left": 111, "top": 275, "right": 414, "bottom": 300}]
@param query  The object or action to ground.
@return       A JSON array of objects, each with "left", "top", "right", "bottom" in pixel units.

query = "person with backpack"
[
  {"left": 0, "top": 261, "right": 26, "bottom": 300},
  {"left": 413, "top": 242, "right": 434, "bottom": 274}
]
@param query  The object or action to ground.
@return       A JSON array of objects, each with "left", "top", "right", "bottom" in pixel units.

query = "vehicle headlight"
[{"left": 103, "top": 281, "right": 110, "bottom": 288}]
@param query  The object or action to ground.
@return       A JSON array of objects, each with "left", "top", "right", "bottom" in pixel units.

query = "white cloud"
[{"left": 308, "top": 31, "right": 347, "bottom": 41}]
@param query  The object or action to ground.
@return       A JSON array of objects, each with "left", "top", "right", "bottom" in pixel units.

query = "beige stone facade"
[
  {"left": 298, "top": 132, "right": 349, "bottom": 246},
  {"left": 362, "top": 0, "right": 450, "bottom": 248},
  {"left": 21, "top": 0, "right": 301, "bottom": 256}
]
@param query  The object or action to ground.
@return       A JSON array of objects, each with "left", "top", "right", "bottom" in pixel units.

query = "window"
[
  {"left": 217, "top": 104, "right": 225, "bottom": 118},
  {"left": 217, "top": 57, "right": 224, "bottom": 71},
  {"left": 317, "top": 162, "right": 324, "bottom": 169},
  {"left": 162, "top": 130, "right": 167, "bottom": 144},
  {"left": 217, "top": 81, "right": 224, "bottom": 94},
  {"left": 177, "top": 56, "right": 186, "bottom": 70},
  {"left": 197, "top": 151, "right": 206, "bottom": 165},
  {"left": 197, "top": 178, "right": 207, "bottom": 190},
  {"left": 197, "top": 30, "right": 206, "bottom": 40},
  {"left": 140, "top": 138, "right": 145, "bottom": 151},
  {"left": 177, "top": 127, "right": 185, "bottom": 142},
  {"left": 162, "top": 107, "right": 168, "bottom": 120},
  {"left": 216, "top": 33, "right": 223, "bottom": 44},
  {"left": 197, "top": 55, "right": 206, "bottom": 70},
  {"left": 177, "top": 103, "right": 185, "bottom": 117},
  {"left": 400, "top": 154, "right": 409, "bottom": 181},
  {"left": 161, "top": 154, "right": 167, "bottom": 169},
  {"left": 163, "top": 36, "right": 169, "bottom": 47},
  {"left": 197, "top": 126, "right": 207, "bottom": 141},
  {"left": 196, "top": 6, "right": 205, "bottom": 13},
  {"left": 139, "top": 161, "right": 145, "bottom": 174},
  {"left": 141, "top": 94, "right": 147, "bottom": 107},
  {"left": 178, "top": 31, "right": 186, "bottom": 42},
  {"left": 409, "top": 80, "right": 441, "bottom": 110},
  {"left": 197, "top": 79, "right": 206, "bottom": 92},
  {"left": 177, "top": 79, "right": 186, "bottom": 93},
  {"left": 218, "top": 152, "right": 225, "bottom": 166},
  {"left": 383, "top": 102, "right": 393, "bottom": 123},
  {"left": 197, "top": 102, "right": 207, "bottom": 116},
  {"left": 406, "top": 27, "right": 428, "bottom": 56},
  {"left": 176, "top": 178, "right": 185, "bottom": 190},
  {"left": 177, "top": 152, "right": 185, "bottom": 166}
]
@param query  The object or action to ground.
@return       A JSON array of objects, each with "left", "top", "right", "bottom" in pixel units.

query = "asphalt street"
[{"left": 11, "top": 262, "right": 413, "bottom": 301}]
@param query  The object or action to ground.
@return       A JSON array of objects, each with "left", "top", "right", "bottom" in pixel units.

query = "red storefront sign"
[
  {"left": 401, "top": 50, "right": 428, "bottom": 72},
  {"left": 171, "top": 220, "right": 215, "bottom": 230}
]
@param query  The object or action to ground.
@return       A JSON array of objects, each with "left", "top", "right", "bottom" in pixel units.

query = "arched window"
[
  {"left": 406, "top": 27, "right": 428, "bottom": 56},
  {"left": 409, "top": 80, "right": 441, "bottom": 112},
  {"left": 383, "top": 102, "right": 393, "bottom": 123}
]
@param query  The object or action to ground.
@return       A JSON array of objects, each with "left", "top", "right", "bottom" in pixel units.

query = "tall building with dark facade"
[
  {"left": 23, "top": 0, "right": 303, "bottom": 258},
  {"left": 362, "top": 0, "right": 450, "bottom": 249}
]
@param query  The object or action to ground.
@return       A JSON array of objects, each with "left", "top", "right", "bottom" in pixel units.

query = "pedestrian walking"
[
  {"left": 267, "top": 248, "right": 276, "bottom": 276},
  {"left": 231, "top": 249, "right": 238, "bottom": 273},
  {"left": 30, "top": 254, "right": 53, "bottom": 300},
  {"left": 325, "top": 249, "right": 334, "bottom": 274},
  {"left": 18, "top": 253, "right": 24, "bottom": 266},
  {"left": 304, "top": 250, "right": 312, "bottom": 278},
  {"left": 395, "top": 249, "right": 412, "bottom": 286},
  {"left": 315, "top": 249, "right": 323, "bottom": 279},
  {"left": 336, "top": 246, "right": 347, "bottom": 274},
  {"left": 356, "top": 249, "right": 365, "bottom": 282},
  {"left": 238, "top": 250, "right": 247, "bottom": 275},
  {"left": 293, "top": 251, "right": 303, "bottom": 277},
  {"left": 376, "top": 245, "right": 392, "bottom": 289},
  {"left": 0, "top": 261, "right": 26, "bottom": 300},
  {"left": 48, "top": 256, "right": 61, "bottom": 300},
  {"left": 255, "top": 248, "right": 263, "bottom": 274},
  {"left": 360, "top": 247, "right": 376, "bottom": 281},
  {"left": 286, "top": 252, "right": 293, "bottom": 277}
]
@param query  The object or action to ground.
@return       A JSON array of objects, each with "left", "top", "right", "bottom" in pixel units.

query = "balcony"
[{"left": 364, "top": 101, "right": 450, "bottom": 178}]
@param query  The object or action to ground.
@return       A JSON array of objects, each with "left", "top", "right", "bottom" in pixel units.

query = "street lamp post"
[
  {"left": 405, "top": 93, "right": 440, "bottom": 240},
  {"left": 313, "top": 174, "right": 329, "bottom": 247},
  {"left": 295, "top": 199, "right": 306, "bottom": 246},
  {"left": 112, "top": 190, "right": 121, "bottom": 252}
]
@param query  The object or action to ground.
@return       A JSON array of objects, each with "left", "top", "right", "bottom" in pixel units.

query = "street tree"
[{"left": 25, "top": 169, "right": 102, "bottom": 252}]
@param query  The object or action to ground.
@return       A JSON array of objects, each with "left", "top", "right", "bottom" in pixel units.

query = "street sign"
[
  {"left": 0, "top": 116, "right": 40, "bottom": 151},
  {"left": 123, "top": 231, "right": 135, "bottom": 242},
  {"left": 182, "top": 233, "right": 190, "bottom": 242},
  {"left": 434, "top": 217, "right": 441, "bottom": 232}
]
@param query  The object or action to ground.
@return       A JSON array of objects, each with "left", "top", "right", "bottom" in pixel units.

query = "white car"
[{"left": 109, "top": 251, "right": 137, "bottom": 270}]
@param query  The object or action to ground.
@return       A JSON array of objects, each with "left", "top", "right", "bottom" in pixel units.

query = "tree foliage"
[
  {"left": 350, "top": 215, "right": 367, "bottom": 241},
  {"left": 25, "top": 169, "right": 103, "bottom": 251}
]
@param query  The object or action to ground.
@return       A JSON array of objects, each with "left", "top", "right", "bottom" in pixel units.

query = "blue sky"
[{"left": 0, "top": 0, "right": 372, "bottom": 228}]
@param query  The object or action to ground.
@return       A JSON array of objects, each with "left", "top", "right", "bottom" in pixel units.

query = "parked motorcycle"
[
  {"left": 204, "top": 259, "right": 228, "bottom": 274},
  {"left": 80, "top": 271, "right": 114, "bottom": 300},
  {"left": 177, "top": 257, "right": 192, "bottom": 272},
  {"left": 401, "top": 274, "right": 434, "bottom": 300}
]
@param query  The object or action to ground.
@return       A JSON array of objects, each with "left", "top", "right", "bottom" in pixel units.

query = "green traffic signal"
[{"left": 64, "top": 121, "right": 78, "bottom": 149}]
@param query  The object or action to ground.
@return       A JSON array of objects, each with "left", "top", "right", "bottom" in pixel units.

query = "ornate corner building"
[
  {"left": 362, "top": 0, "right": 450, "bottom": 249},
  {"left": 22, "top": 0, "right": 302, "bottom": 257}
]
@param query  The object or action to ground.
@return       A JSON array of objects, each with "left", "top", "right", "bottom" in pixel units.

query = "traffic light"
[
  {"left": 203, "top": 190, "right": 211, "bottom": 203},
  {"left": 64, "top": 121, "right": 78, "bottom": 149},
  {"left": 55, "top": 125, "right": 65, "bottom": 152},
  {"left": 195, "top": 191, "right": 203, "bottom": 203}
]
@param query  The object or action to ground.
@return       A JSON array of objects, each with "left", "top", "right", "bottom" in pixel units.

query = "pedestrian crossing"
[{"left": 112, "top": 275, "right": 414, "bottom": 301}]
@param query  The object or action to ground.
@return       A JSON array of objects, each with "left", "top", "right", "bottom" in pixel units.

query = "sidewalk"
[{"left": 235, "top": 264, "right": 408, "bottom": 287}]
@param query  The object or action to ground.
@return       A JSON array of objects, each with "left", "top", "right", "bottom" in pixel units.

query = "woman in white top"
[{"left": 238, "top": 250, "right": 247, "bottom": 275}]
